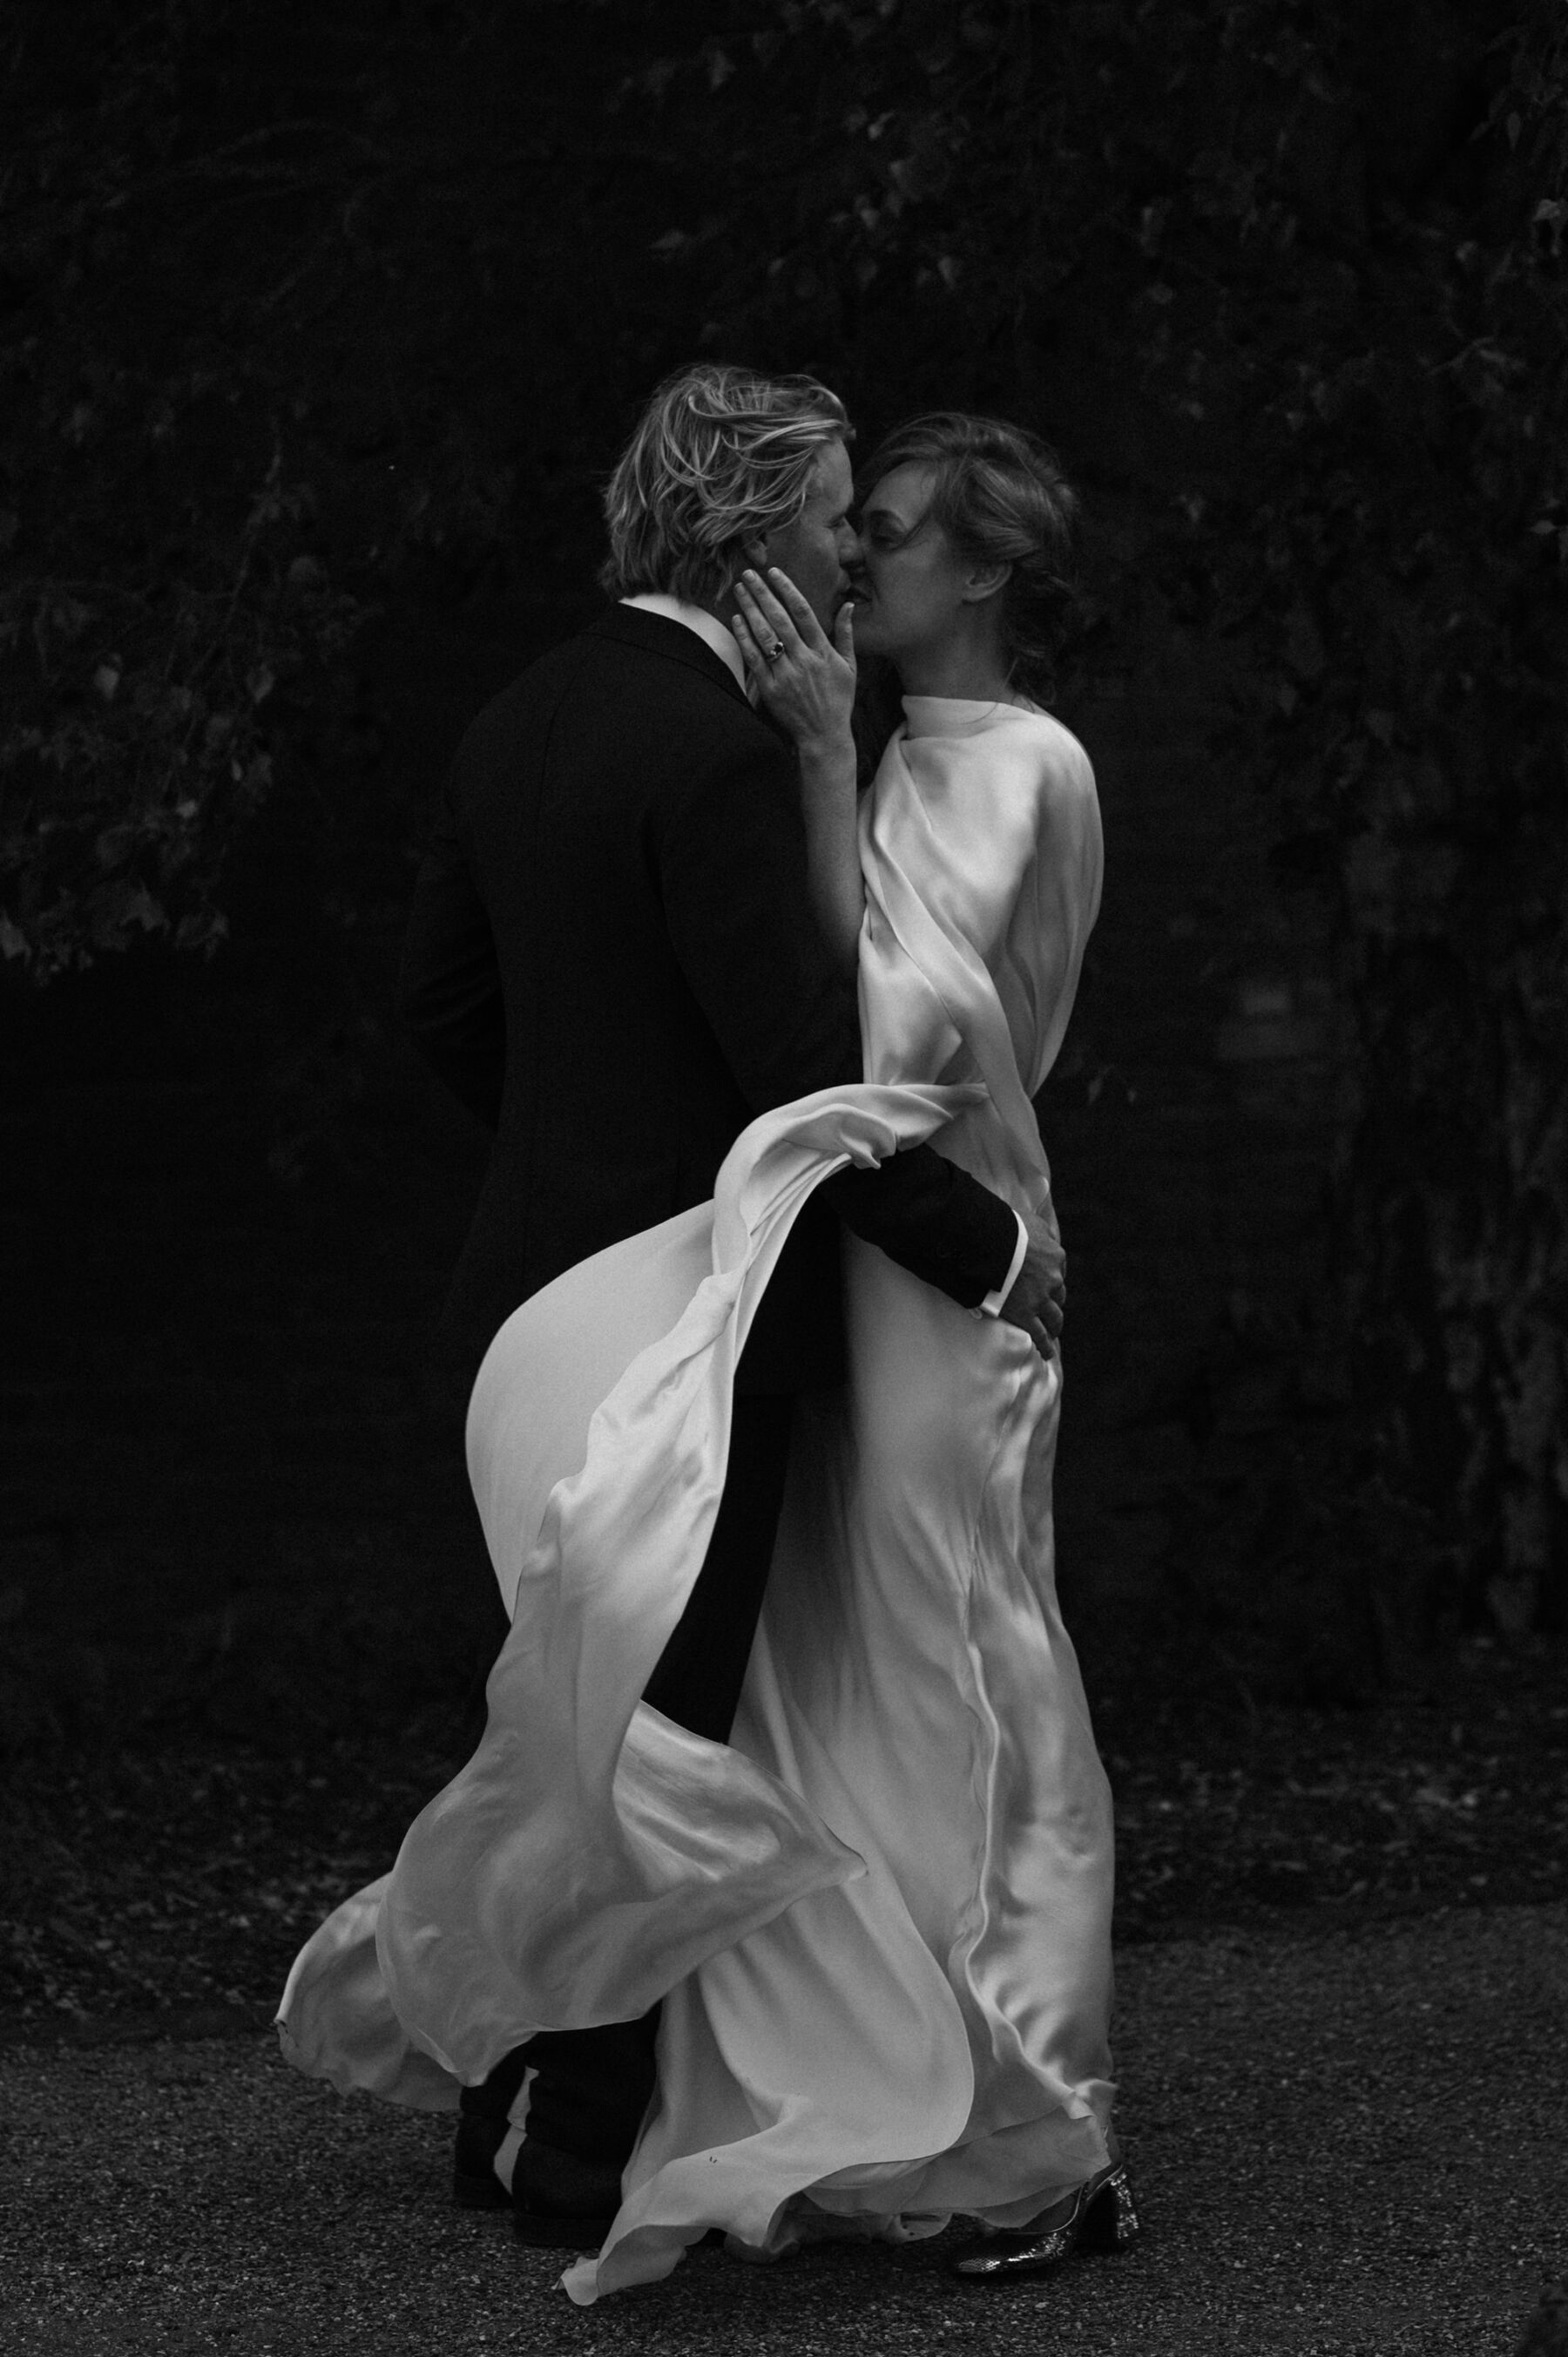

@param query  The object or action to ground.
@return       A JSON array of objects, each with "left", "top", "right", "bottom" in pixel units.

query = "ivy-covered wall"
[
  {"left": 3, "top": 0, "right": 1562, "bottom": 1743},
  {"left": 0, "top": 660, "right": 1345, "bottom": 1748}
]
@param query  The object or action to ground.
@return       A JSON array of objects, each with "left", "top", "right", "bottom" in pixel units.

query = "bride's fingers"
[
  {"left": 733, "top": 577, "right": 781, "bottom": 625},
  {"left": 763, "top": 567, "right": 829, "bottom": 649},
  {"left": 832, "top": 600, "right": 855, "bottom": 662},
  {"left": 739, "top": 571, "right": 810, "bottom": 654},
  {"left": 729, "top": 609, "right": 772, "bottom": 679},
  {"left": 733, "top": 579, "right": 793, "bottom": 660}
]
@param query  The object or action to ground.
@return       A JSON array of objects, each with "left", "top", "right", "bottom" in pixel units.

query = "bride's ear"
[{"left": 961, "top": 559, "right": 1012, "bottom": 606}]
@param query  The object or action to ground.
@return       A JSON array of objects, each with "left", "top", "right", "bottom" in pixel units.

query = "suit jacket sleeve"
[
  {"left": 659, "top": 732, "right": 1020, "bottom": 1311},
  {"left": 397, "top": 771, "right": 506, "bottom": 1130}
]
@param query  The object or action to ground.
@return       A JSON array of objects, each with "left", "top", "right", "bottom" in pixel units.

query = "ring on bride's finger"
[{"left": 765, "top": 640, "right": 785, "bottom": 661}]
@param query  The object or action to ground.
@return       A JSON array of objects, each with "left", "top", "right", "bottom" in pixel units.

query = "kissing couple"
[{"left": 280, "top": 362, "right": 1131, "bottom": 2305}]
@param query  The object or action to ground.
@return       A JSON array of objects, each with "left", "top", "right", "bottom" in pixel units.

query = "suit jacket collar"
[{"left": 588, "top": 602, "right": 753, "bottom": 711}]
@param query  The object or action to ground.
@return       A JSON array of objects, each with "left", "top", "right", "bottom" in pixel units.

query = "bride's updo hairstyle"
[
  {"left": 859, "top": 412, "right": 1079, "bottom": 701},
  {"left": 601, "top": 363, "right": 851, "bottom": 606}
]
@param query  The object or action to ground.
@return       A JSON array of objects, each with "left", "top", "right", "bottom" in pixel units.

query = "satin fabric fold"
[
  {"left": 280, "top": 1081, "right": 980, "bottom": 2093},
  {"left": 278, "top": 694, "right": 1114, "bottom": 2306}
]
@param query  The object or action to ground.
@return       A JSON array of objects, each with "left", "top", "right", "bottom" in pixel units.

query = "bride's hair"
[
  {"left": 857, "top": 412, "right": 1079, "bottom": 701},
  {"left": 601, "top": 364, "right": 851, "bottom": 605}
]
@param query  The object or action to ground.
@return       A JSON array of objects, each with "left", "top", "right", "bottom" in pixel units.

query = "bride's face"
[{"left": 849, "top": 463, "right": 975, "bottom": 665}]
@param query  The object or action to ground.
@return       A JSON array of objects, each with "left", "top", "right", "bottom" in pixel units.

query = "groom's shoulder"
[{"left": 458, "top": 606, "right": 765, "bottom": 769}]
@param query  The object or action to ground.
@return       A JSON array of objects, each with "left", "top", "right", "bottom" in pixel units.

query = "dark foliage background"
[{"left": 2, "top": 0, "right": 1565, "bottom": 1758}]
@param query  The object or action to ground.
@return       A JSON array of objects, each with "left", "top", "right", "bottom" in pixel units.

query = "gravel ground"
[
  {"left": 4, "top": 1639, "right": 1565, "bottom": 2350},
  {"left": 3, "top": 1904, "right": 1565, "bottom": 2356}
]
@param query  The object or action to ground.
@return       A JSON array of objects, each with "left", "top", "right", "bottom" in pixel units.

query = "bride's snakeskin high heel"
[{"left": 948, "top": 2160, "right": 1139, "bottom": 2282}]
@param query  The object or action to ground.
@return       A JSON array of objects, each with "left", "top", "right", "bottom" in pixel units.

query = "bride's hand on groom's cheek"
[{"left": 731, "top": 568, "right": 856, "bottom": 754}]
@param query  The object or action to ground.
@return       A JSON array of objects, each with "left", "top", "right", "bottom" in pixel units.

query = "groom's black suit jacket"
[{"left": 399, "top": 601, "right": 1019, "bottom": 1392}]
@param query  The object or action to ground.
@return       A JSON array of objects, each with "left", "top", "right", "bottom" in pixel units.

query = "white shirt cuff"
[{"left": 972, "top": 1210, "right": 1030, "bottom": 1319}]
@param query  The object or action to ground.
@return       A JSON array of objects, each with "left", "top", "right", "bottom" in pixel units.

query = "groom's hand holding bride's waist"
[{"left": 999, "top": 1214, "right": 1067, "bottom": 1358}]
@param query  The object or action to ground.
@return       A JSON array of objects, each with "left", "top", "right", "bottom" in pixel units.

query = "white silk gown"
[{"left": 278, "top": 695, "right": 1112, "bottom": 2304}]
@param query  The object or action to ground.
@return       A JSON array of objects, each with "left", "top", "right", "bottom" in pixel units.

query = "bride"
[{"left": 279, "top": 409, "right": 1128, "bottom": 2302}]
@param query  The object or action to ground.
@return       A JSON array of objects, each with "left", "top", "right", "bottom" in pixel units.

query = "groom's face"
[{"left": 750, "top": 438, "right": 859, "bottom": 631}]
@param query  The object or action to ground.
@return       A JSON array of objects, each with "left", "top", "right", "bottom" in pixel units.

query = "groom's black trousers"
[{"left": 460, "top": 1392, "right": 796, "bottom": 2171}]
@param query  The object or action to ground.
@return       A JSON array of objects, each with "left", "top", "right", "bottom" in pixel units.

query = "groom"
[{"left": 398, "top": 362, "right": 1066, "bottom": 2245}]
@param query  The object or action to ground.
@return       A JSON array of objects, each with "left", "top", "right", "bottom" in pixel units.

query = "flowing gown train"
[{"left": 278, "top": 695, "right": 1112, "bottom": 2304}]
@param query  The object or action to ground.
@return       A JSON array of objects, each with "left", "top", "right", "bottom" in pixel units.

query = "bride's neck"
[{"left": 895, "top": 613, "right": 1014, "bottom": 702}]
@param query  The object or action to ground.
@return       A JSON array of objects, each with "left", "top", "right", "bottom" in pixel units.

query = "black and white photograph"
[{"left": 2, "top": 3, "right": 1565, "bottom": 2351}]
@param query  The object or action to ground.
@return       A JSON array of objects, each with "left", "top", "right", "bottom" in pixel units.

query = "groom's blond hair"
[{"left": 600, "top": 364, "right": 850, "bottom": 606}]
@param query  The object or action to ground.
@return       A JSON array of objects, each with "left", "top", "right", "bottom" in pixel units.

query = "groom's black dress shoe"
[
  {"left": 455, "top": 2054, "right": 534, "bottom": 2210},
  {"left": 510, "top": 2138, "right": 621, "bottom": 2251},
  {"left": 453, "top": 2111, "right": 512, "bottom": 2211}
]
